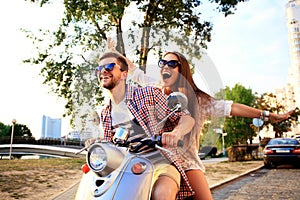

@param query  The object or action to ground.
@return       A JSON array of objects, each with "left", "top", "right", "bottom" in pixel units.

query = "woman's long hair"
[{"left": 163, "top": 51, "right": 214, "bottom": 148}]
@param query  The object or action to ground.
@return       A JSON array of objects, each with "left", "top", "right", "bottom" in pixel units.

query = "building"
[
  {"left": 67, "top": 131, "right": 81, "bottom": 140},
  {"left": 41, "top": 115, "right": 62, "bottom": 139},
  {"left": 286, "top": 0, "right": 300, "bottom": 108},
  {"left": 66, "top": 130, "right": 95, "bottom": 141},
  {"left": 285, "top": 0, "right": 300, "bottom": 135}
]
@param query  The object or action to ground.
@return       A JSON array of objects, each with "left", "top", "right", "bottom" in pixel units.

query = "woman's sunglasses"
[
  {"left": 95, "top": 63, "right": 124, "bottom": 74},
  {"left": 158, "top": 59, "right": 180, "bottom": 68}
]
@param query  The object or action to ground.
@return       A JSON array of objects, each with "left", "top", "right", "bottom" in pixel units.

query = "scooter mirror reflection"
[{"left": 167, "top": 92, "right": 188, "bottom": 111}]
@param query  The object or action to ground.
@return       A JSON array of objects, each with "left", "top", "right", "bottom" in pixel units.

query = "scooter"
[{"left": 74, "top": 92, "right": 187, "bottom": 200}]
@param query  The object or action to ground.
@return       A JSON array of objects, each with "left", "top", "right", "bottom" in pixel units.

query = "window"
[
  {"left": 292, "top": 27, "right": 299, "bottom": 32},
  {"left": 292, "top": 47, "right": 300, "bottom": 52}
]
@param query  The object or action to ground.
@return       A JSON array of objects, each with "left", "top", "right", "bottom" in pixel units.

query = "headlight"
[
  {"left": 87, "top": 142, "right": 125, "bottom": 177},
  {"left": 88, "top": 144, "right": 107, "bottom": 172}
]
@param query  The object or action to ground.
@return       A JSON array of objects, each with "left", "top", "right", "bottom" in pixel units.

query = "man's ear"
[{"left": 121, "top": 71, "right": 128, "bottom": 80}]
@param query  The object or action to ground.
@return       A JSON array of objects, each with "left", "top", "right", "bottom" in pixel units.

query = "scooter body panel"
[
  {"left": 111, "top": 156, "right": 154, "bottom": 200},
  {"left": 76, "top": 154, "right": 155, "bottom": 200}
]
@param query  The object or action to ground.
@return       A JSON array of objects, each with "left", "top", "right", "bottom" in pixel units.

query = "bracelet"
[
  {"left": 263, "top": 110, "right": 269, "bottom": 121},
  {"left": 260, "top": 111, "right": 263, "bottom": 120}
]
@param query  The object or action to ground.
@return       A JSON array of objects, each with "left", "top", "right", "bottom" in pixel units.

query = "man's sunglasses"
[
  {"left": 95, "top": 63, "right": 124, "bottom": 74},
  {"left": 158, "top": 59, "right": 180, "bottom": 68}
]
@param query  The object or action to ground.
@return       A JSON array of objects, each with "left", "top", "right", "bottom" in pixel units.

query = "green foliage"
[
  {"left": 222, "top": 84, "right": 256, "bottom": 146},
  {"left": 23, "top": 0, "right": 247, "bottom": 128},
  {"left": 12, "top": 124, "right": 33, "bottom": 137},
  {"left": 0, "top": 122, "right": 33, "bottom": 138},
  {"left": 0, "top": 122, "right": 10, "bottom": 137}
]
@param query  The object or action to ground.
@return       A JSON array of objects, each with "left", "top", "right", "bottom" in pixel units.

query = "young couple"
[{"left": 94, "top": 49, "right": 293, "bottom": 200}]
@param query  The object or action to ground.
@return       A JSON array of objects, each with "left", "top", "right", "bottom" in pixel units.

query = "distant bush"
[{"left": 228, "top": 144, "right": 260, "bottom": 161}]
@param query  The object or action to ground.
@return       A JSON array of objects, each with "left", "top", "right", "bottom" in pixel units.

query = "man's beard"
[
  {"left": 101, "top": 76, "right": 121, "bottom": 90},
  {"left": 103, "top": 82, "right": 116, "bottom": 90}
]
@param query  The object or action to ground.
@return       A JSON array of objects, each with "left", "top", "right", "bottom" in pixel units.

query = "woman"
[{"left": 127, "top": 51, "right": 293, "bottom": 200}]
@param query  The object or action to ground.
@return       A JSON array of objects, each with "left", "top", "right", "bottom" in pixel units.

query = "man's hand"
[
  {"left": 107, "top": 37, "right": 116, "bottom": 51},
  {"left": 106, "top": 37, "right": 137, "bottom": 73}
]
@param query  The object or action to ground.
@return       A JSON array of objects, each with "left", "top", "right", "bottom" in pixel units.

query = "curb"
[
  {"left": 209, "top": 164, "right": 264, "bottom": 190},
  {"left": 51, "top": 181, "right": 80, "bottom": 200}
]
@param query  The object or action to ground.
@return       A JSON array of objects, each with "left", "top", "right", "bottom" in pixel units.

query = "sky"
[
  {"left": 206, "top": 0, "right": 290, "bottom": 93},
  {"left": 0, "top": 0, "right": 291, "bottom": 139}
]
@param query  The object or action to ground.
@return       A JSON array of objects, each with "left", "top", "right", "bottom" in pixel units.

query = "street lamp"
[
  {"left": 9, "top": 118, "right": 17, "bottom": 160},
  {"left": 221, "top": 132, "right": 227, "bottom": 156},
  {"left": 214, "top": 127, "right": 227, "bottom": 156},
  {"left": 253, "top": 118, "right": 263, "bottom": 159}
]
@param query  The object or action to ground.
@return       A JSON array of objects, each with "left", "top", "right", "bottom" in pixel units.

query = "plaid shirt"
[{"left": 100, "top": 85, "right": 194, "bottom": 199}]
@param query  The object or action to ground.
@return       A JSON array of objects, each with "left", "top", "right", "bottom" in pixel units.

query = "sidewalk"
[
  {"left": 203, "top": 158, "right": 264, "bottom": 188},
  {"left": 202, "top": 157, "right": 229, "bottom": 164}
]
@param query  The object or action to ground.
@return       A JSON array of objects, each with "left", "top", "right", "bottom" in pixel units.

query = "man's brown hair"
[{"left": 98, "top": 52, "right": 128, "bottom": 71}]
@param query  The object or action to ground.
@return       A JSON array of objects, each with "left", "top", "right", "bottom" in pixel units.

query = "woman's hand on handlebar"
[{"left": 161, "top": 132, "right": 180, "bottom": 148}]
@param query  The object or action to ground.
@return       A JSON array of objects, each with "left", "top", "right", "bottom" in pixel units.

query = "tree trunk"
[
  {"left": 139, "top": 27, "right": 150, "bottom": 73},
  {"left": 116, "top": 18, "right": 126, "bottom": 56}
]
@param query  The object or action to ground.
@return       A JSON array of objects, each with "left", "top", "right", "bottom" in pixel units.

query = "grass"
[
  {"left": 0, "top": 157, "right": 85, "bottom": 172},
  {"left": 0, "top": 158, "right": 85, "bottom": 200}
]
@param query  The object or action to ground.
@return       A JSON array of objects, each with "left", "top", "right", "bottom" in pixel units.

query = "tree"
[
  {"left": 11, "top": 124, "right": 33, "bottom": 138},
  {"left": 255, "top": 93, "right": 300, "bottom": 138},
  {"left": 0, "top": 122, "right": 33, "bottom": 138},
  {"left": 23, "top": 0, "right": 248, "bottom": 125},
  {"left": 0, "top": 122, "right": 10, "bottom": 137},
  {"left": 219, "top": 84, "right": 256, "bottom": 147}
]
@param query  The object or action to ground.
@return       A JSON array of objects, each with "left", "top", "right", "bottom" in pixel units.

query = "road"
[{"left": 212, "top": 165, "right": 300, "bottom": 200}]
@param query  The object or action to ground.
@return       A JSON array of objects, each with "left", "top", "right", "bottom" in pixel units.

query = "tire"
[{"left": 264, "top": 161, "right": 273, "bottom": 169}]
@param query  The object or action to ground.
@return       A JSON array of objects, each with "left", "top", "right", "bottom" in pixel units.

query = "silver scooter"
[{"left": 75, "top": 92, "right": 187, "bottom": 200}]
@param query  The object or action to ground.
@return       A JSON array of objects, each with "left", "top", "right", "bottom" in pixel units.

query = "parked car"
[
  {"left": 292, "top": 135, "right": 300, "bottom": 142},
  {"left": 263, "top": 138, "right": 300, "bottom": 168},
  {"left": 198, "top": 146, "right": 217, "bottom": 160}
]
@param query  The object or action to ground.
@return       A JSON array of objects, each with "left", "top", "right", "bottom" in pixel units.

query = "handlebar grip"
[{"left": 177, "top": 140, "right": 184, "bottom": 147}]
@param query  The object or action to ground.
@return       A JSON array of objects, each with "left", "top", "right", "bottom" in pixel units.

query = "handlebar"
[
  {"left": 129, "top": 135, "right": 183, "bottom": 154},
  {"left": 75, "top": 136, "right": 183, "bottom": 155}
]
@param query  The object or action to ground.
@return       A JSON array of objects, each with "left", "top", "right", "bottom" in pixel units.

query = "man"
[{"left": 96, "top": 52, "right": 195, "bottom": 200}]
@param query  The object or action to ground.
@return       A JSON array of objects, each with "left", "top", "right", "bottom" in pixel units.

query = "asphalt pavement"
[{"left": 212, "top": 166, "right": 300, "bottom": 200}]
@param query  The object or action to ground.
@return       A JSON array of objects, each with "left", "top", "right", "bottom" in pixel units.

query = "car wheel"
[
  {"left": 264, "top": 161, "right": 273, "bottom": 169},
  {"left": 294, "top": 163, "right": 300, "bottom": 169}
]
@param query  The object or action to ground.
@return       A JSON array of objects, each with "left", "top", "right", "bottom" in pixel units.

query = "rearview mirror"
[{"left": 167, "top": 92, "right": 188, "bottom": 111}]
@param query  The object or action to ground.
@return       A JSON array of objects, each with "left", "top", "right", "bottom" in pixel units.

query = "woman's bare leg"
[{"left": 186, "top": 169, "right": 213, "bottom": 200}]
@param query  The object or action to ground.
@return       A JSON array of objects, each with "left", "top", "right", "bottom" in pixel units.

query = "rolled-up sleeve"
[{"left": 211, "top": 99, "right": 233, "bottom": 118}]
